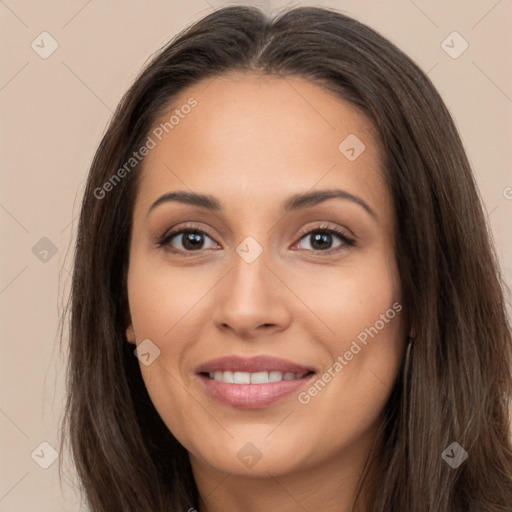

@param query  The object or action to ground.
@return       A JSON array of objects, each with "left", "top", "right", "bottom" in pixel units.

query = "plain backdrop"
[{"left": 0, "top": 1, "right": 511, "bottom": 510}]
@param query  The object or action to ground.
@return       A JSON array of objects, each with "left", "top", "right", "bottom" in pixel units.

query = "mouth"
[
  {"left": 195, "top": 355, "right": 316, "bottom": 409},
  {"left": 201, "top": 369, "right": 315, "bottom": 384}
]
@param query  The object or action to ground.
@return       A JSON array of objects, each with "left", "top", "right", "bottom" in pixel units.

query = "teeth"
[
  {"left": 207, "top": 370, "right": 308, "bottom": 384},
  {"left": 234, "top": 371, "right": 251, "bottom": 384},
  {"left": 250, "top": 371, "right": 268, "bottom": 384},
  {"left": 223, "top": 370, "right": 234, "bottom": 383},
  {"left": 269, "top": 371, "right": 283, "bottom": 382}
]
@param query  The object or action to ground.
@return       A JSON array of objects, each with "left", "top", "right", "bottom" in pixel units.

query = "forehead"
[{"left": 134, "top": 72, "right": 391, "bottom": 224}]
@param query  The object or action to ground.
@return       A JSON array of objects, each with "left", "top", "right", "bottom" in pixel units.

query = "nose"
[{"left": 211, "top": 248, "right": 292, "bottom": 340}]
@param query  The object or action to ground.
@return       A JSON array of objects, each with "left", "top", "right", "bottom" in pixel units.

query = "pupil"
[
  {"left": 183, "top": 231, "right": 204, "bottom": 250},
  {"left": 311, "top": 232, "right": 331, "bottom": 250}
]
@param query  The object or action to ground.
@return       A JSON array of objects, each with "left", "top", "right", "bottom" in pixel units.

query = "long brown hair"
[{"left": 60, "top": 5, "right": 512, "bottom": 511}]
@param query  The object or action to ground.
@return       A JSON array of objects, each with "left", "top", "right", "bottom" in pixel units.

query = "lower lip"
[{"left": 197, "top": 374, "right": 315, "bottom": 409}]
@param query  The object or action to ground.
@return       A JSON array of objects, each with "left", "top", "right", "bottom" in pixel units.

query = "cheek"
[
  {"left": 127, "top": 258, "right": 211, "bottom": 341},
  {"left": 126, "top": 260, "right": 210, "bottom": 446},
  {"left": 296, "top": 250, "right": 401, "bottom": 351},
  {"left": 126, "top": 258, "right": 221, "bottom": 393},
  {"left": 293, "top": 248, "right": 404, "bottom": 419}
]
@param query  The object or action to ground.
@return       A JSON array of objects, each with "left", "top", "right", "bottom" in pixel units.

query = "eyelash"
[{"left": 156, "top": 222, "right": 356, "bottom": 256}]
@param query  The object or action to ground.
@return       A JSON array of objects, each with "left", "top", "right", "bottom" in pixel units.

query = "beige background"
[{"left": 0, "top": 1, "right": 511, "bottom": 510}]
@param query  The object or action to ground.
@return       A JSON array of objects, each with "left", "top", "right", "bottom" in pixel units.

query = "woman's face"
[{"left": 126, "top": 72, "right": 406, "bottom": 480}]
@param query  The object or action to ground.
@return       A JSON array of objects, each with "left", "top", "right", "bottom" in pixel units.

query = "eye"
[
  {"left": 157, "top": 224, "right": 220, "bottom": 253},
  {"left": 157, "top": 222, "right": 355, "bottom": 255},
  {"left": 293, "top": 224, "right": 355, "bottom": 253}
]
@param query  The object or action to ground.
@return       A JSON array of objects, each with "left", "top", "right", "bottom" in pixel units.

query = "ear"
[{"left": 126, "top": 323, "right": 136, "bottom": 345}]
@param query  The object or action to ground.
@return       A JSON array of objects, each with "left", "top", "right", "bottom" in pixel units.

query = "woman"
[{"left": 61, "top": 5, "right": 512, "bottom": 511}]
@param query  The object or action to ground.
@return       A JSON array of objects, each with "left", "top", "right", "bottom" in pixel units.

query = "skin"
[{"left": 126, "top": 72, "right": 408, "bottom": 512}]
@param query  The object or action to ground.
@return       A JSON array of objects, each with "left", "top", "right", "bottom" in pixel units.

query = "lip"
[
  {"left": 195, "top": 355, "right": 316, "bottom": 409},
  {"left": 195, "top": 355, "right": 315, "bottom": 374}
]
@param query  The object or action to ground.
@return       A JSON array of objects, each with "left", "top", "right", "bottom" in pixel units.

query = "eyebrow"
[{"left": 147, "top": 188, "right": 377, "bottom": 220}]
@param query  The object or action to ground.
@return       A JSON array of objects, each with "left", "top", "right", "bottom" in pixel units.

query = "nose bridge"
[
  {"left": 226, "top": 219, "right": 272, "bottom": 294},
  {"left": 226, "top": 240, "right": 272, "bottom": 312},
  {"left": 211, "top": 237, "right": 290, "bottom": 335}
]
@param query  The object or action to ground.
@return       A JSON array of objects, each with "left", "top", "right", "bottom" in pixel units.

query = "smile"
[
  {"left": 206, "top": 370, "right": 311, "bottom": 384},
  {"left": 195, "top": 355, "right": 316, "bottom": 408}
]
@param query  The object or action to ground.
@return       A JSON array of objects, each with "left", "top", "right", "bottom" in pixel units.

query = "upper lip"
[{"left": 195, "top": 355, "right": 316, "bottom": 374}]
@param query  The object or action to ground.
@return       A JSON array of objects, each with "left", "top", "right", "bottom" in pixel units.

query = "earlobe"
[{"left": 126, "top": 324, "right": 136, "bottom": 344}]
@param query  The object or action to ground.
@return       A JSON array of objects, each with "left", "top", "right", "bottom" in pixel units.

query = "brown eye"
[
  {"left": 294, "top": 225, "right": 355, "bottom": 253},
  {"left": 158, "top": 226, "right": 220, "bottom": 253}
]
